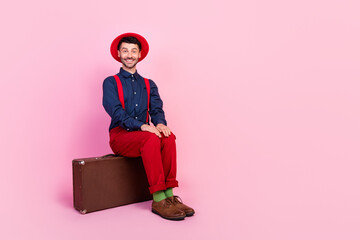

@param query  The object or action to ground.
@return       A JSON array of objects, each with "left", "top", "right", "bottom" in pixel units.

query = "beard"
[{"left": 120, "top": 56, "right": 139, "bottom": 69}]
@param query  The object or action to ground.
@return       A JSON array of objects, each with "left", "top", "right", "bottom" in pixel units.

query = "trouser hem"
[
  {"left": 165, "top": 180, "right": 179, "bottom": 189},
  {"left": 149, "top": 183, "right": 167, "bottom": 194}
]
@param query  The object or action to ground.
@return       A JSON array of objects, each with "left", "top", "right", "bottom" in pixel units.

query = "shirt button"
[
  {"left": 135, "top": 104, "right": 138, "bottom": 107},
  {"left": 134, "top": 92, "right": 136, "bottom": 94},
  {"left": 135, "top": 117, "right": 138, "bottom": 119},
  {"left": 131, "top": 75, "right": 133, "bottom": 77},
  {"left": 126, "top": 128, "right": 129, "bottom": 131},
  {"left": 132, "top": 79, "right": 134, "bottom": 82}
]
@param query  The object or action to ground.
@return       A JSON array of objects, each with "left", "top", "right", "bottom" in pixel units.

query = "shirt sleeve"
[
  {"left": 102, "top": 76, "right": 144, "bottom": 131},
  {"left": 148, "top": 79, "right": 167, "bottom": 126}
]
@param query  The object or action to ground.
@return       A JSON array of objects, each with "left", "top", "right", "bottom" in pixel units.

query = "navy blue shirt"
[{"left": 102, "top": 67, "right": 167, "bottom": 132}]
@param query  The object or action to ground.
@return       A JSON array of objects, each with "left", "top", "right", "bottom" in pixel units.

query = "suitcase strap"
[{"left": 113, "top": 75, "right": 150, "bottom": 124}]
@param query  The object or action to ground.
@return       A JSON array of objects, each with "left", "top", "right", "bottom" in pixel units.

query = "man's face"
[{"left": 118, "top": 42, "right": 141, "bottom": 69}]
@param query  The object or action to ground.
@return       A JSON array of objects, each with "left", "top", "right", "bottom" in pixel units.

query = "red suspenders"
[{"left": 113, "top": 75, "right": 150, "bottom": 123}]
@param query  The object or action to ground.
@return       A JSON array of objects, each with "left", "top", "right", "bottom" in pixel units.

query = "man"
[{"left": 102, "top": 33, "right": 195, "bottom": 221}]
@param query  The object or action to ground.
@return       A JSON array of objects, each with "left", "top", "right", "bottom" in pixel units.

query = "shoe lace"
[
  {"left": 164, "top": 198, "right": 173, "bottom": 208},
  {"left": 172, "top": 195, "right": 183, "bottom": 204}
]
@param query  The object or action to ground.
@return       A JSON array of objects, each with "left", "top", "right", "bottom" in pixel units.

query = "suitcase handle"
[{"left": 101, "top": 154, "right": 118, "bottom": 158}]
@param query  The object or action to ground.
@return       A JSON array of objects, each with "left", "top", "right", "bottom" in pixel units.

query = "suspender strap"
[
  {"left": 113, "top": 75, "right": 125, "bottom": 109},
  {"left": 113, "top": 75, "right": 150, "bottom": 124},
  {"left": 144, "top": 77, "right": 150, "bottom": 123}
]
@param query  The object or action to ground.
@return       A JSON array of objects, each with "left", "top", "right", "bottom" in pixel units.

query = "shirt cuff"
[
  {"left": 133, "top": 120, "right": 145, "bottom": 130},
  {"left": 155, "top": 120, "right": 167, "bottom": 126}
]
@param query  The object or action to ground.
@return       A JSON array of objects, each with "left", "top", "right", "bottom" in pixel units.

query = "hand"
[
  {"left": 140, "top": 124, "right": 162, "bottom": 138},
  {"left": 156, "top": 123, "right": 171, "bottom": 137}
]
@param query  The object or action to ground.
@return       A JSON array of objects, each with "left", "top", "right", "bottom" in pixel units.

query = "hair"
[{"left": 117, "top": 36, "right": 142, "bottom": 51}]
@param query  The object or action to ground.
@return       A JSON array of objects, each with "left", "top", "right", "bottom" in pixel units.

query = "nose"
[{"left": 128, "top": 52, "right": 135, "bottom": 59}]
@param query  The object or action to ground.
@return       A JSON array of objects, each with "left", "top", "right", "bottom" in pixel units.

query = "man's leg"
[
  {"left": 159, "top": 132, "right": 195, "bottom": 217},
  {"left": 109, "top": 126, "right": 166, "bottom": 194},
  {"left": 110, "top": 126, "right": 186, "bottom": 220},
  {"left": 159, "top": 133, "right": 179, "bottom": 189}
]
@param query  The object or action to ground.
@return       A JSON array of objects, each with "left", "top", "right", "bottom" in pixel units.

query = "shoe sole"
[
  {"left": 151, "top": 209, "right": 186, "bottom": 221},
  {"left": 185, "top": 211, "right": 195, "bottom": 217}
]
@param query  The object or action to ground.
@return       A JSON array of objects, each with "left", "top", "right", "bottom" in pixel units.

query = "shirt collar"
[{"left": 119, "top": 67, "right": 140, "bottom": 79}]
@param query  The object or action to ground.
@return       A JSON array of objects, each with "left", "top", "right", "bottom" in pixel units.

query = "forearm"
[
  {"left": 150, "top": 111, "right": 167, "bottom": 126},
  {"left": 148, "top": 79, "right": 167, "bottom": 126}
]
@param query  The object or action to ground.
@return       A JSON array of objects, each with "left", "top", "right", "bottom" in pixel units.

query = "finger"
[
  {"left": 156, "top": 130, "right": 162, "bottom": 138},
  {"left": 165, "top": 128, "right": 171, "bottom": 137},
  {"left": 161, "top": 127, "right": 166, "bottom": 135}
]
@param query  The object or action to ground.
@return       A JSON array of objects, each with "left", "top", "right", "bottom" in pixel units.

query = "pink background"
[{"left": 1, "top": 0, "right": 360, "bottom": 239}]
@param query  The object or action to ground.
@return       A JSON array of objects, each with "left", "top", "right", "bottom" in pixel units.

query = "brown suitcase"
[{"left": 72, "top": 154, "right": 152, "bottom": 214}]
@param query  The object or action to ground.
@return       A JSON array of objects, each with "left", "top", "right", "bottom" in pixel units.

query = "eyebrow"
[{"left": 121, "top": 47, "right": 139, "bottom": 51}]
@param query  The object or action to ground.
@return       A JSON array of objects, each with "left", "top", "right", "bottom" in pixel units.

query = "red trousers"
[{"left": 109, "top": 126, "right": 179, "bottom": 194}]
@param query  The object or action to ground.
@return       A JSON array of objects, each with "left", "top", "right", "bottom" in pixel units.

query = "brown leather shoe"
[
  {"left": 168, "top": 196, "right": 195, "bottom": 217},
  {"left": 152, "top": 198, "right": 186, "bottom": 220}
]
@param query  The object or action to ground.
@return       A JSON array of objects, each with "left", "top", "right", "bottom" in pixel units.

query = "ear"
[
  {"left": 117, "top": 50, "right": 120, "bottom": 58},
  {"left": 139, "top": 51, "right": 141, "bottom": 58}
]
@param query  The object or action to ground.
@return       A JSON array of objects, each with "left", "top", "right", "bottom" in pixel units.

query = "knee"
[
  {"left": 145, "top": 133, "right": 161, "bottom": 146},
  {"left": 169, "top": 132, "right": 176, "bottom": 140},
  {"left": 162, "top": 132, "right": 176, "bottom": 144}
]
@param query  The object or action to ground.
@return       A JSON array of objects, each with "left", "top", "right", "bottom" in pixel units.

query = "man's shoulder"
[
  {"left": 143, "top": 77, "right": 155, "bottom": 83},
  {"left": 136, "top": 73, "right": 156, "bottom": 85},
  {"left": 103, "top": 74, "right": 117, "bottom": 83},
  {"left": 102, "top": 75, "right": 117, "bottom": 89},
  {"left": 137, "top": 72, "right": 151, "bottom": 80}
]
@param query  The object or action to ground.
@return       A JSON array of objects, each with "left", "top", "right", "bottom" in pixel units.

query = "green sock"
[
  {"left": 164, "top": 188, "right": 174, "bottom": 198},
  {"left": 153, "top": 190, "right": 166, "bottom": 202}
]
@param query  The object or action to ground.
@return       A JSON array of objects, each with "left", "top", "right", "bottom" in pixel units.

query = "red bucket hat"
[{"left": 110, "top": 32, "right": 149, "bottom": 63}]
